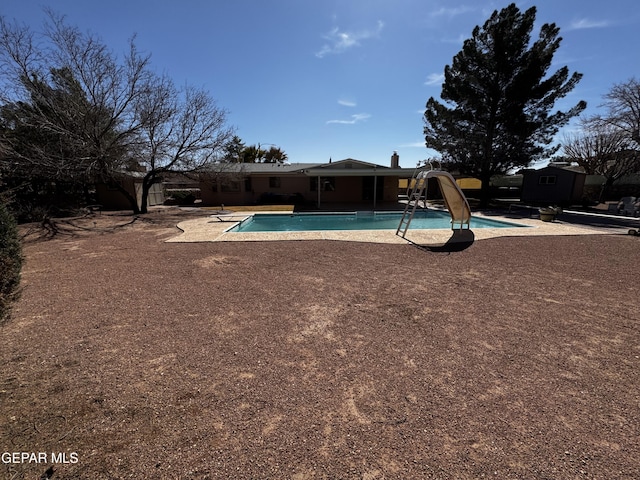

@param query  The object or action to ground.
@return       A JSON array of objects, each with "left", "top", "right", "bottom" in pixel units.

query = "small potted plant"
[{"left": 539, "top": 206, "right": 561, "bottom": 222}]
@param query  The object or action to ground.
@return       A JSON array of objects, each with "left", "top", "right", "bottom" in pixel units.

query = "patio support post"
[
  {"left": 373, "top": 174, "right": 377, "bottom": 210},
  {"left": 317, "top": 175, "right": 321, "bottom": 208}
]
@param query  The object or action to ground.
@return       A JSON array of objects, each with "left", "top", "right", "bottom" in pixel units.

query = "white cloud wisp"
[
  {"left": 568, "top": 18, "right": 611, "bottom": 30},
  {"left": 424, "top": 73, "right": 444, "bottom": 86},
  {"left": 430, "top": 6, "right": 475, "bottom": 18},
  {"left": 326, "top": 113, "right": 371, "bottom": 125},
  {"left": 316, "top": 20, "right": 384, "bottom": 58}
]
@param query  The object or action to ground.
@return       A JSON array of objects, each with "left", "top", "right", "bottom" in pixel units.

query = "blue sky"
[{"left": 2, "top": 0, "right": 638, "bottom": 168}]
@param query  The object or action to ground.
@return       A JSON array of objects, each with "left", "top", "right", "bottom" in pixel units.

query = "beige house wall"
[
  {"left": 199, "top": 172, "right": 401, "bottom": 207},
  {"left": 251, "top": 176, "right": 310, "bottom": 197},
  {"left": 200, "top": 184, "right": 251, "bottom": 207},
  {"left": 382, "top": 176, "right": 399, "bottom": 201}
]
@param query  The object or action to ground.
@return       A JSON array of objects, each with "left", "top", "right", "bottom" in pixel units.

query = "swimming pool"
[{"left": 228, "top": 210, "right": 526, "bottom": 233}]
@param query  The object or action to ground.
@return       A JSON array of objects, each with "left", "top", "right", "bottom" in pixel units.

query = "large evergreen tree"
[
  {"left": 424, "top": 3, "right": 586, "bottom": 204},
  {"left": 1, "top": 67, "right": 122, "bottom": 183}
]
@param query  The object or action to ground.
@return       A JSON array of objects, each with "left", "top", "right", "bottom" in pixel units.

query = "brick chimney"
[{"left": 391, "top": 151, "right": 399, "bottom": 168}]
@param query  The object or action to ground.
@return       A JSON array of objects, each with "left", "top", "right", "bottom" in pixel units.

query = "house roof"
[
  {"left": 243, "top": 162, "right": 321, "bottom": 173},
  {"left": 308, "top": 159, "right": 420, "bottom": 176},
  {"left": 205, "top": 162, "right": 321, "bottom": 174},
  {"left": 308, "top": 158, "right": 389, "bottom": 170},
  {"left": 204, "top": 158, "right": 416, "bottom": 177}
]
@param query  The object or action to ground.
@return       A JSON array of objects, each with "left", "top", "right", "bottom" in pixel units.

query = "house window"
[
  {"left": 310, "top": 177, "right": 336, "bottom": 192},
  {"left": 221, "top": 180, "right": 241, "bottom": 192},
  {"left": 269, "top": 177, "right": 281, "bottom": 188},
  {"left": 539, "top": 175, "right": 557, "bottom": 185}
]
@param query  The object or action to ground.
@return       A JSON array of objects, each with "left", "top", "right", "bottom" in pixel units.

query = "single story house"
[
  {"left": 199, "top": 156, "right": 419, "bottom": 209},
  {"left": 520, "top": 165, "right": 586, "bottom": 206}
]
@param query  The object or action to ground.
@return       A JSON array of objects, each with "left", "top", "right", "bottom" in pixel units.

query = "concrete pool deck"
[{"left": 166, "top": 210, "right": 633, "bottom": 244}]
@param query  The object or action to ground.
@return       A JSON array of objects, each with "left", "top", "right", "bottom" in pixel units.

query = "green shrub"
[{"left": 0, "top": 201, "right": 23, "bottom": 322}]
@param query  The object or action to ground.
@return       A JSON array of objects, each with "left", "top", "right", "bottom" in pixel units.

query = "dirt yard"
[{"left": 1, "top": 209, "right": 639, "bottom": 479}]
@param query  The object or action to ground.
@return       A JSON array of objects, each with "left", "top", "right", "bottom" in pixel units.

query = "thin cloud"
[
  {"left": 430, "top": 6, "right": 475, "bottom": 18},
  {"left": 424, "top": 73, "right": 445, "bottom": 86},
  {"left": 326, "top": 113, "right": 371, "bottom": 125},
  {"left": 442, "top": 33, "right": 468, "bottom": 45},
  {"left": 399, "top": 141, "right": 426, "bottom": 148},
  {"left": 316, "top": 21, "right": 384, "bottom": 58},
  {"left": 338, "top": 99, "right": 357, "bottom": 107},
  {"left": 568, "top": 18, "right": 611, "bottom": 30}
]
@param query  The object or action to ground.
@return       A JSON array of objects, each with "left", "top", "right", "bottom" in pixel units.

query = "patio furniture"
[{"left": 617, "top": 197, "right": 639, "bottom": 217}]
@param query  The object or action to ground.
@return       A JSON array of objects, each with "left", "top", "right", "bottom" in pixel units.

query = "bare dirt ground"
[{"left": 1, "top": 208, "right": 639, "bottom": 479}]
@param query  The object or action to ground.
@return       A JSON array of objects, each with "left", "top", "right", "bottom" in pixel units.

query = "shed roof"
[{"left": 524, "top": 165, "right": 586, "bottom": 176}]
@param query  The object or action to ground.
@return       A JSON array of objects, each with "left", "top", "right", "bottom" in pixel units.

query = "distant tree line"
[{"left": 221, "top": 136, "right": 288, "bottom": 163}]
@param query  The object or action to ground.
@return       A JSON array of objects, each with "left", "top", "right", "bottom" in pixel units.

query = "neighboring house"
[
  {"left": 583, "top": 172, "right": 640, "bottom": 201},
  {"left": 521, "top": 165, "right": 587, "bottom": 206},
  {"left": 200, "top": 156, "right": 418, "bottom": 208}
]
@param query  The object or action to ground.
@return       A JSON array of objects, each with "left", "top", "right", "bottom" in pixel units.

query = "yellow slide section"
[{"left": 426, "top": 171, "right": 471, "bottom": 229}]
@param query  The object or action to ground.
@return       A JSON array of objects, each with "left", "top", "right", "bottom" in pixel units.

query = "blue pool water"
[{"left": 228, "top": 210, "right": 526, "bottom": 232}]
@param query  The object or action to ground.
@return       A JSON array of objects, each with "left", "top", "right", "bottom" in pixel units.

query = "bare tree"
[
  {"left": 0, "top": 11, "right": 154, "bottom": 212},
  {"left": 563, "top": 121, "right": 636, "bottom": 200},
  {"left": 563, "top": 78, "right": 640, "bottom": 201},
  {"left": 135, "top": 78, "right": 233, "bottom": 212},
  {"left": 599, "top": 77, "right": 640, "bottom": 144},
  {"left": 0, "top": 10, "right": 233, "bottom": 214}
]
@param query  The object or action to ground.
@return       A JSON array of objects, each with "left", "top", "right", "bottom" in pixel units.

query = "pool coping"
[{"left": 166, "top": 210, "right": 621, "bottom": 244}]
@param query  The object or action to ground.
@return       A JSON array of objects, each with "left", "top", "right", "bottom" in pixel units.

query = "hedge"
[{"left": 0, "top": 201, "right": 23, "bottom": 322}]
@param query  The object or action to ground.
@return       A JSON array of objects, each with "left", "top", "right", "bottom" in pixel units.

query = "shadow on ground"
[
  {"left": 558, "top": 211, "right": 640, "bottom": 231},
  {"left": 474, "top": 206, "right": 640, "bottom": 235},
  {"left": 412, "top": 229, "right": 475, "bottom": 252}
]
